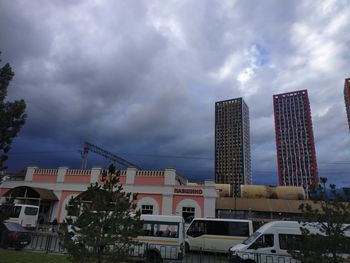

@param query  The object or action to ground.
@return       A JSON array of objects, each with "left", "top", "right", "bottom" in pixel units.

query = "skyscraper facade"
[
  {"left": 343, "top": 78, "right": 350, "bottom": 131},
  {"left": 215, "top": 98, "right": 251, "bottom": 197},
  {"left": 273, "top": 90, "right": 318, "bottom": 191}
]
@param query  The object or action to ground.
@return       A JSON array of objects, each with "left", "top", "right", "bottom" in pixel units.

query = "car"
[{"left": 0, "top": 221, "right": 31, "bottom": 250}]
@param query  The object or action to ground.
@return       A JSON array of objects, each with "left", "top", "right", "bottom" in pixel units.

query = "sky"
[{"left": 0, "top": 0, "right": 350, "bottom": 186}]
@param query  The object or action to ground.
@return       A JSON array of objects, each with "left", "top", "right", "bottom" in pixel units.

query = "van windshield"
[{"left": 243, "top": 231, "right": 261, "bottom": 245}]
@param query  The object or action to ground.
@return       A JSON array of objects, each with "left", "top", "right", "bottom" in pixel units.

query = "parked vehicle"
[
  {"left": 131, "top": 214, "right": 185, "bottom": 262},
  {"left": 229, "top": 220, "right": 350, "bottom": 263},
  {"left": 186, "top": 218, "right": 253, "bottom": 253},
  {"left": 0, "top": 222, "right": 31, "bottom": 250},
  {"left": 6, "top": 204, "right": 39, "bottom": 228}
]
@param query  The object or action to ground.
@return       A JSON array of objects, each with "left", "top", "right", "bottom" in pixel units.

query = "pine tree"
[
  {"left": 0, "top": 52, "right": 26, "bottom": 221},
  {"left": 63, "top": 164, "right": 142, "bottom": 263},
  {"left": 289, "top": 178, "right": 350, "bottom": 263},
  {"left": 0, "top": 52, "right": 27, "bottom": 181}
]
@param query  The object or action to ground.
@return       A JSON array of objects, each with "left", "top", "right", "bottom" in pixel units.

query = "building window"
[
  {"left": 182, "top": 207, "right": 195, "bottom": 223},
  {"left": 141, "top": 205, "right": 153, "bottom": 214}
]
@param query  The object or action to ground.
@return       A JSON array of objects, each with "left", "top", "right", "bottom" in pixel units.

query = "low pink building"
[{"left": 0, "top": 167, "right": 217, "bottom": 223}]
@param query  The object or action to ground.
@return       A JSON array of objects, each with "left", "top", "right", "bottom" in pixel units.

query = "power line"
[
  {"left": 10, "top": 150, "right": 77, "bottom": 154},
  {"left": 9, "top": 149, "right": 350, "bottom": 166},
  {"left": 9, "top": 150, "right": 213, "bottom": 160}
]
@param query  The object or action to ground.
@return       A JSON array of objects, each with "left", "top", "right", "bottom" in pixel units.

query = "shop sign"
[{"left": 174, "top": 188, "right": 203, "bottom": 195}]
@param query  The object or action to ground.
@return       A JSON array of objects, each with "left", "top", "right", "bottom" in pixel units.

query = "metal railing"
[
  {"left": 25, "top": 232, "right": 66, "bottom": 254},
  {"left": 131, "top": 244, "right": 230, "bottom": 262},
  {"left": 184, "top": 250, "right": 229, "bottom": 263},
  {"left": 24, "top": 233, "right": 233, "bottom": 262},
  {"left": 130, "top": 242, "right": 181, "bottom": 261},
  {"left": 230, "top": 252, "right": 299, "bottom": 263}
]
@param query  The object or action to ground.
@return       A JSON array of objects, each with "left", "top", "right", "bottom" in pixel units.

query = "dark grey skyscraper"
[{"left": 215, "top": 98, "right": 251, "bottom": 197}]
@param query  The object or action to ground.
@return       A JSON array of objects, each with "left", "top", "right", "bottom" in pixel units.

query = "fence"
[
  {"left": 130, "top": 244, "right": 229, "bottom": 262},
  {"left": 184, "top": 250, "right": 228, "bottom": 263},
  {"left": 24, "top": 233, "right": 230, "bottom": 262},
  {"left": 22, "top": 234, "right": 347, "bottom": 263},
  {"left": 129, "top": 243, "right": 178, "bottom": 262},
  {"left": 36, "top": 223, "right": 59, "bottom": 233},
  {"left": 230, "top": 252, "right": 299, "bottom": 263},
  {"left": 25, "top": 232, "right": 66, "bottom": 254}
]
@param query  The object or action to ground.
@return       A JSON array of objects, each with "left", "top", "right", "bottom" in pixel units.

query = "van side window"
[
  {"left": 141, "top": 221, "right": 179, "bottom": 238},
  {"left": 24, "top": 207, "right": 38, "bottom": 216},
  {"left": 263, "top": 234, "right": 274, "bottom": 247},
  {"left": 207, "top": 221, "right": 225, "bottom": 235},
  {"left": 228, "top": 222, "right": 249, "bottom": 236},
  {"left": 154, "top": 223, "right": 179, "bottom": 238},
  {"left": 10, "top": 206, "right": 21, "bottom": 218},
  {"left": 187, "top": 220, "right": 250, "bottom": 237},
  {"left": 206, "top": 221, "right": 250, "bottom": 237},
  {"left": 279, "top": 234, "right": 302, "bottom": 250},
  {"left": 250, "top": 234, "right": 274, "bottom": 249},
  {"left": 187, "top": 221, "right": 205, "bottom": 237},
  {"left": 142, "top": 223, "right": 153, "bottom": 236}
]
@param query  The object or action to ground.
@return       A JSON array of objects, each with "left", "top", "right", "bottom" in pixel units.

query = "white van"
[
  {"left": 6, "top": 204, "right": 39, "bottom": 228},
  {"left": 131, "top": 215, "right": 185, "bottom": 262},
  {"left": 186, "top": 218, "right": 253, "bottom": 253},
  {"left": 229, "top": 220, "right": 350, "bottom": 263}
]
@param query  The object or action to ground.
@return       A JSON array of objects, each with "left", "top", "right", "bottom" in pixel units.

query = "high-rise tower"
[
  {"left": 273, "top": 90, "right": 318, "bottom": 192},
  {"left": 344, "top": 78, "right": 350, "bottom": 131},
  {"left": 215, "top": 98, "right": 251, "bottom": 197}
]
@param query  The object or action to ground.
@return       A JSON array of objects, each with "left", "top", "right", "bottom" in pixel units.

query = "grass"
[{"left": 0, "top": 248, "right": 70, "bottom": 263}]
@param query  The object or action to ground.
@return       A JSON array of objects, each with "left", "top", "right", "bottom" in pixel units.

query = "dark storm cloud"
[{"left": 1, "top": 0, "right": 350, "bottom": 186}]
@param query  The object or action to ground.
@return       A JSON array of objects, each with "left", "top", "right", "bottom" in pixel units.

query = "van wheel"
[
  {"left": 185, "top": 242, "right": 190, "bottom": 253},
  {"left": 144, "top": 250, "right": 163, "bottom": 263}
]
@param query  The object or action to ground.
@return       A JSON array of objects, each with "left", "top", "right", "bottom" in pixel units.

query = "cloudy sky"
[{"left": 1, "top": 0, "right": 350, "bottom": 186}]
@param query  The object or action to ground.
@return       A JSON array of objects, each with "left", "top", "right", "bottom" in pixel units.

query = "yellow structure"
[
  {"left": 240, "top": 185, "right": 305, "bottom": 200},
  {"left": 215, "top": 184, "right": 231, "bottom": 197},
  {"left": 213, "top": 184, "right": 305, "bottom": 200}
]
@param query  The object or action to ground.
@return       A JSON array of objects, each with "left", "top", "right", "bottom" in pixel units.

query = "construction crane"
[{"left": 80, "top": 142, "right": 141, "bottom": 170}]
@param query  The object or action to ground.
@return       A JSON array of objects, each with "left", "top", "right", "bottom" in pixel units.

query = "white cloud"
[
  {"left": 237, "top": 67, "right": 255, "bottom": 84},
  {"left": 210, "top": 52, "right": 241, "bottom": 81},
  {"left": 147, "top": 1, "right": 189, "bottom": 50}
]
